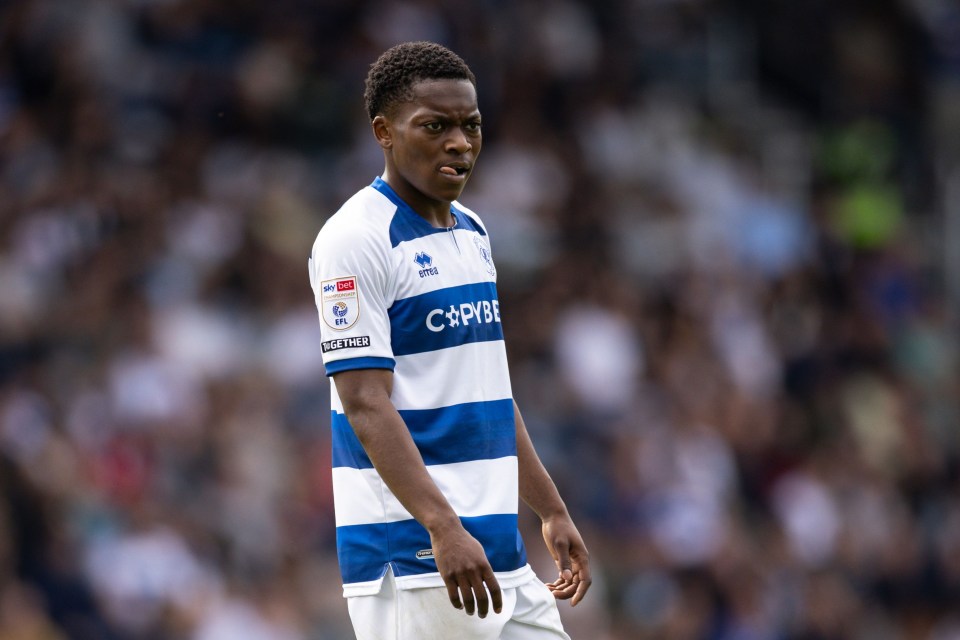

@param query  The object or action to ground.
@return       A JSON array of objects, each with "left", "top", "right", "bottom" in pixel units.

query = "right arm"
[{"left": 332, "top": 367, "right": 502, "bottom": 618}]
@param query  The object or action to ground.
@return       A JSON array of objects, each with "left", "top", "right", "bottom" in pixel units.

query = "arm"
[
  {"left": 333, "top": 368, "right": 502, "bottom": 618},
  {"left": 514, "top": 401, "right": 592, "bottom": 606}
]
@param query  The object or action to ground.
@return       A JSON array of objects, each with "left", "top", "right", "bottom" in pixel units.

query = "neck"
[
  {"left": 381, "top": 173, "right": 455, "bottom": 228},
  {"left": 406, "top": 201, "right": 454, "bottom": 228},
  {"left": 420, "top": 208, "right": 455, "bottom": 228}
]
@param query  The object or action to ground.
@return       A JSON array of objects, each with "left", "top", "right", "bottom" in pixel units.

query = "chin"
[{"left": 432, "top": 185, "right": 467, "bottom": 202}]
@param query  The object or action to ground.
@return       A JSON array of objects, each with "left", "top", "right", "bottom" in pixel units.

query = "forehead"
[{"left": 395, "top": 78, "right": 479, "bottom": 117}]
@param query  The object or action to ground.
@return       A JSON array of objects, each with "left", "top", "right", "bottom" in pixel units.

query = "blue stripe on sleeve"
[
  {"left": 388, "top": 282, "right": 503, "bottom": 356},
  {"left": 336, "top": 514, "right": 527, "bottom": 584},
  {"left": 331, "top": 398, "right": 517, "bottom": 469},
  {"left": 324, "top": 356, "right": 395, "bottom": 376}
]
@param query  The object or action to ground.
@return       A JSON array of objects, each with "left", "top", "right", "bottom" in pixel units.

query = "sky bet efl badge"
[{"left": 321, "top": 276, "right": 359, "bottom": 331}]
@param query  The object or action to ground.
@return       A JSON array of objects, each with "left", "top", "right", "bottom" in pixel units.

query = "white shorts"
[{"left": 347, "top": 568, "right": 571, "bottom": 640}]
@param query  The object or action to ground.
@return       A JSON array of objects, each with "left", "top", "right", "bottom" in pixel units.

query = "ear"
[{"left": 372, "top": 115, "right": 392, "bottom": 150}]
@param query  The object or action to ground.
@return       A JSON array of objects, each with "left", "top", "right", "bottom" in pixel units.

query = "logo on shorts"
[
  {"left": 416, "top": 549, "right": 435, "bottom": 559},
  {"left": 320, "top": 276, "right": 359, "bottom": 330}
]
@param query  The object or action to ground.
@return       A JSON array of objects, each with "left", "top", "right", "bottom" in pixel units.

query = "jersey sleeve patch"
[{"left": 320, "top": 276, "right": 360, "bottom": 330}]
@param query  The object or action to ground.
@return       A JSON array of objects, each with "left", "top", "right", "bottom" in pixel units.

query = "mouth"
[{"left": 439, "top": 163, "right": 471, "bottom": 179}]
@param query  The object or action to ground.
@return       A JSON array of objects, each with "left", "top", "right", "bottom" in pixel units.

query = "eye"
[
  {"left": 424, "top": 122, "right": 443, "bottom": 132},
  {"left": 465, "top": 121, "right": 482, "bottom": 133}
]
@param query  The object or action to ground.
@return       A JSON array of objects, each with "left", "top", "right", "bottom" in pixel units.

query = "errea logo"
[{"left": 414, "top": 252, "right": 439, "bottom": 278}]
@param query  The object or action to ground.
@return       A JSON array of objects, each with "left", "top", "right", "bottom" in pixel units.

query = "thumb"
[{"left": 555, "top": 541, "right": 573, "bottom": 581}]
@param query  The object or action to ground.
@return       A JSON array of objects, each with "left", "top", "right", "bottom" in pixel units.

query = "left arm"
[{"left": 514, "top": 401, "right": 592, "bottom": 606}]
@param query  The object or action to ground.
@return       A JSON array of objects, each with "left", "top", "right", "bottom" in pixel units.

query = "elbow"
[
  {"left": 340, "top": 388, "right": 384, "bottom": 423},
  {"left": 333, "top": 369, "right": 393, "bottom": 436}
]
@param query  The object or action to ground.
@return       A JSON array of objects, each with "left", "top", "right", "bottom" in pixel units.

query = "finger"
[
  {"left": 550, "top": 567, "right": 582, "bottom": 600},
  {"left": 446, "top": 581, "right": 463, "bottom": 610},
  {"left": 571, "top": 576, "right": 591, "bottom": 606},
  {"left": 550, "top": 580, "right": 578, "bottom": 600},
  {"left": 460, "top": 580, "right": 476, "bottom": 616},
  {"left": 556, "top": 547, "right": 573, "bottom": 582},
  {"left": 485, "top": 570, "right": 503, "bottom": 615},
  {"left": 472, "top": 576, "right": 490, "bottom": 618},
  {"left": 546, "top": 575, "right": 571, "bottom": 591},
  {"left": 548, "top": 583, "right": 572, "bottom": 595},
  {"left": 570, "top": 560, "right": 592, "bottom": 607}
]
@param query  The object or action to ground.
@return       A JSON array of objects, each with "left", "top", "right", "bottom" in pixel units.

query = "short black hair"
[{"left": 363, "top": 41, "right": 476, "bottom": 121}]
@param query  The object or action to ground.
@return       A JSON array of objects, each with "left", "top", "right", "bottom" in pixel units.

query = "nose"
[{"left": 445, "top": 128, "right": 473, "bottom": 154}]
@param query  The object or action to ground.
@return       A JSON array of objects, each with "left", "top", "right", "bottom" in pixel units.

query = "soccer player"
[{"left": 308, "top": 41, "right": 591, "bottom": 639}]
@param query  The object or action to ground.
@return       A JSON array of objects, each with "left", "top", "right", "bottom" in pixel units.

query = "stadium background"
[{"left": 2, "top": 0, "right": 960, "bottom": 638}]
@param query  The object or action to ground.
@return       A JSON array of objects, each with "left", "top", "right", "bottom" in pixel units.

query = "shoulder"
[
  {"left": 312, "top": 185, "right": 397, "bottom": 256},
  {"left": 452, "top": 201, "right": 489, "bottom": 237}
]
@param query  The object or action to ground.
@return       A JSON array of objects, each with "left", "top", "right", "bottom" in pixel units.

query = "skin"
[
  {"left": 514, "top": 402, "right": 592, "bottom": 607},
  {"left": 334, "top": 77, "right": 591, "bottom": 619},
  {"left": 372, "top": 78, "right": 481, "bottom": 228}
]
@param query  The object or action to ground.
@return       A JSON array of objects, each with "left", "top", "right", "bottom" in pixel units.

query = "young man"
[{"left": 308, "top": 41, "right": 591, "bottom": 639}]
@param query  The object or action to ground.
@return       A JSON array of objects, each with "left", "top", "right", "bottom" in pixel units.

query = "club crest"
[{"left": 473, "top": 235, "right": 496, "bottom": 277}]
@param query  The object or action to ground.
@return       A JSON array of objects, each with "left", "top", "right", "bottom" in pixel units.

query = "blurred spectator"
[{"left": 1, "top": 0, "right": 957, "bottom": 638}]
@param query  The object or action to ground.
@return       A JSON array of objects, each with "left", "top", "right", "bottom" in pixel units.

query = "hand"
[
  {"left": 542, "top": 515, "right": 591, "bottom": 606},
  {"left": 429, "top": 521, "right": 503, "bottom": 618}
]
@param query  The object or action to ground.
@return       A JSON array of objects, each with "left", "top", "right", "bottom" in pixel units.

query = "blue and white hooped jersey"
[{"left": 308, "top": 177, "right": 531, "bottom": 597}]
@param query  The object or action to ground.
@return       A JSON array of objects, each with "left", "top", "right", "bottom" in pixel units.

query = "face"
[{"left": 375, "top": 78, "right": 482, "bottom": 219}]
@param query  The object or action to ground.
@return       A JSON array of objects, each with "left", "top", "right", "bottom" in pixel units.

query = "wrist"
[
  {"left": 537, "top": 504, "right": 571, "bottom": 524},
  {"left": 423, "top": 510, "right": 462, "bottom": 537}
]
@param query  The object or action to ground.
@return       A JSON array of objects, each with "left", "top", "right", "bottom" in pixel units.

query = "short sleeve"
[{"left": 309, "top": 221, "right": 395, "bottom": 376}]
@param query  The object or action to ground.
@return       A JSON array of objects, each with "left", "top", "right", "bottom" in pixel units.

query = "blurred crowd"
[{"left": 2, "top": 0, "right": 960, "bottom": 638}]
